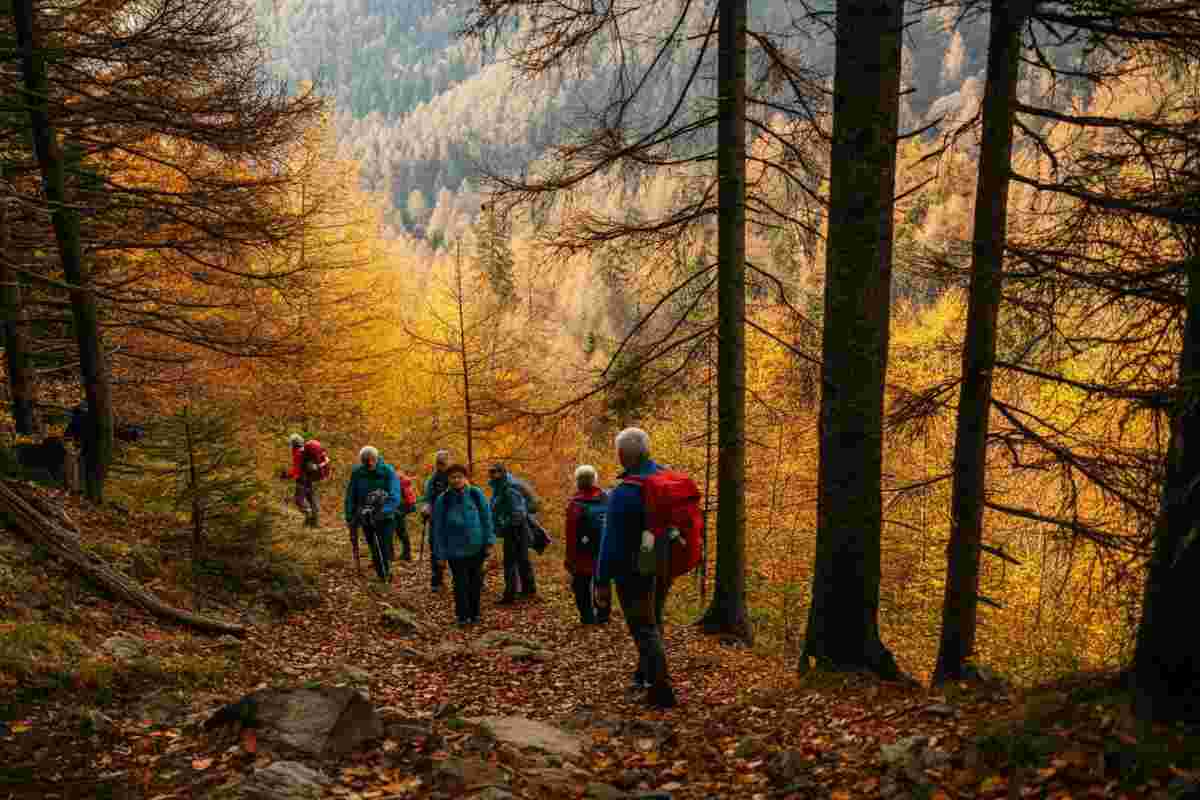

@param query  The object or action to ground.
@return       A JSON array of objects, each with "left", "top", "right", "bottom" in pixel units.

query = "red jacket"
[
  {"left": 564, "top": 486, "right": 605, "bottom": 576},
  {"left": 288, "top": 447, "right": 303, "bottom": 480}
]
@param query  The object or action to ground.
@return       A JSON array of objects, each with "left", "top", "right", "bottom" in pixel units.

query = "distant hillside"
[{"left": 254, "top": 1, "right": 999, "bottom": 232}]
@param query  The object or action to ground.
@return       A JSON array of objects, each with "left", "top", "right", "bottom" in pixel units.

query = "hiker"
[
  {"left": 286, "top": 434, "right": 330, "bottom": 527},
  {"left": 564, "top": 464, "right": 610, "bottom": 625},
  {"left": 394, "top": 467, "right": 418, "bottom": 561},
  {"left": 488, "top": 462, "right": 537, "bottom": 604},
  {"left": 594, "top": 427, "right": 678, "bottom": 709},
  {"left": 344, "top": 446, "right": 403, "bottom": 582},
  {"left": 419, "top": 450, "right": 452, "bottom": 592},
  {"left": 431, "top": 463, "right": 495, "bottom": 625}
]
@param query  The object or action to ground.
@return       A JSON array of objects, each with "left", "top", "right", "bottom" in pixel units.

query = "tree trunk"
[
  {"left": 802, "top": 0, "right": 905, "bottom": 678},
  {"left": 698, "top": 0, "right": 752, "bottom": 643},
  {"left": 0, "top": 479, "right": 244, "bottom": 636},
  {"left": 933, "top": 0, "right": 1028, "bottom": 685},
  {"left": 1132, "top": 251, "right": 1200, "bottom": 724},
  {"left": 456, "top": 243, "right": 475, "bottom": 474},
  {"left": 0, "top": 198, "right": 36, "bottom": 435},
  {"left": 12, "top": 0, "right": 114, "bottom": 501}
]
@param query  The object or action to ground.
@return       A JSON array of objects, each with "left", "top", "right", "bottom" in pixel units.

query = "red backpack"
[
  {"left": 302, "top": 440, "right": 331, "bottom": 481},
  {"left": 398, "top": 475, "right": 417, "bottom": 510},
  {"left": 622, "top": 470, "right": 703, "bottom": 578}
]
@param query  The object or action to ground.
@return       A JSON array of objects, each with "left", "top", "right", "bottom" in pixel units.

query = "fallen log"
[{"left": 0, "top": 479, "right": 245, "bottom": 637}]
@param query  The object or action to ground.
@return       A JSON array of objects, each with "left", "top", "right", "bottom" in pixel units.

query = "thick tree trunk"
[
  {"left": 1133, "top": 252, "right": 1200, "bottom": 724},
  {"left": 0, "top": 480, "right": 245, "bottom": 636},
  {"left": 12, "top": 0, "right": 114, "bottom": 501},
  {"left": 698, "top": 0, "right": 752, "bottom": 643},
  {"left": 0, "top": 199, "right": 37, "bottom": 435},
  {"left": 934, "top": 0, "right": 1028, "bottom": 685},
  {"left": 802, "top": 0, "right": 905, "bottom": 678}
]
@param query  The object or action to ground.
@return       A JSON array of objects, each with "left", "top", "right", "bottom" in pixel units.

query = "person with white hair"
[
  {"left": 344, "top": 445, "right": 403, "bottom": 582},
  {"left": 593, "top": 427, "right": 678, "bottom": 709},
  {"left": 419, "top": 450, "right": 453, "bottom": 592},
  {"left": 564, "top": 464, "right": 611, "bottom": 624}
]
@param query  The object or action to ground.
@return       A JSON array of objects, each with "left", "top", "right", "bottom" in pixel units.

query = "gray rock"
[
  {"left": 471, "top": 716, "right": 585, "bottom": 760},
  {"left": 880, "top": 736, "right": 929, "bottom": 767},
  {"left": 766, "top": 750, "right": 809, "bottom": 786},
  {"left": 339, "top": 667, "right": 371, "bottom": 686},
  {"left": 502, "top": 645, "right": 535, "bottom": 660},
  {"left": 470, "top": 789, "right": 514, "bottom": 800},
  {"left": 239, "top": 761, "right": 330, "bottom": 800},
  {"left": 381, "top": 607, "right": 422, "bottom": 633},
  {"left": 585, "top": 782, "right": 627, "bottom": 799},
  {"left": 923, "top": 703, "right": 956, "bottom": 717},
  {"left": 473, "top": 630, "right": 542, "bottom": 651},
  {"left": 101, "top": 634, "right": 145, "bottom": 661},
  {"left": 616, "top": 768, "right": 655, "bottom": 790},
  {"left": 205, "top": 687, "right": 382, "bottom": 756},
  {"left": 216, "top": 635, "right": 242, "bottom": 650}
]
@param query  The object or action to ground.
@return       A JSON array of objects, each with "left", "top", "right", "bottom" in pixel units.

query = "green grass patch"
[{"left": 0, "top": 623, "right": 82, "bottom": 680}]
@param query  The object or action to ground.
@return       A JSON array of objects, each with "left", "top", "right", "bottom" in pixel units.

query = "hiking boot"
[
  {"left": 627, "top": 674, "right": 649, "bottom": 692},
  {"left": 646, "top": 684, "right": 677, "bottom": 709}
]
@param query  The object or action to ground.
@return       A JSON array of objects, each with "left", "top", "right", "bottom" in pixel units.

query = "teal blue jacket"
[{"left": 432, "top": 485, "right": 496, "bottom": 560}]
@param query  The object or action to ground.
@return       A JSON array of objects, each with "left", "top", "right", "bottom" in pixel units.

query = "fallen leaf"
[
  {"left": 241, "top": 729, "right": 257, "bottom": 754},
  {"left": 191, "top": 757, "right": 213, "bottom": 770}
]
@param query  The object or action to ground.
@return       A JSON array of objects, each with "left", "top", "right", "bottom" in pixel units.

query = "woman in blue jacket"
[{"left": 432, "top": 464, "right": 495, "bottom": 625}]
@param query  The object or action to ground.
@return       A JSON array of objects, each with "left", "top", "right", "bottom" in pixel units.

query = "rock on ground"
[
  {"left": 205, "top": 687, "right": 382, "bottom": 757},
  {"left": 239, "top": 761, "right": 330, "bottom": 800},
  {"left": 470, "top": 716, "right": 585, "bottom": 760}
]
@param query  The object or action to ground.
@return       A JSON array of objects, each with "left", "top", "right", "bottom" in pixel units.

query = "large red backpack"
[
  {"left": 622, "top": 469, "right": 703, "bottom": 578},
  {"left": 302, "top": 440, "right": 331, "bottom": 481},
  {"left": 398, "top": 474, "right": 417, "bottom": 510}
]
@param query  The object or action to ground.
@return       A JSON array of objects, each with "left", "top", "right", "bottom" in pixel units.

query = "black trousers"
[
  {"left": 448, "top": 552, "right": 484, "bottom": 622},
  {"left": 501, "top": 524, "right": 536, "bottom": 597},
  {"left": 363, "top": 518, "right": 395, "bottom": 581},
  {"left": 394, "top": 514, "right": 412, "bottom": 560},
  {"left": 425, "top": 517, "right": 445, "bottom": 588},
  {"left": 571, "top": 574, "right": 610, "bottom": 624}
]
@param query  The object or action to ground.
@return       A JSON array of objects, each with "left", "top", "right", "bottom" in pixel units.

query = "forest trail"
[{"left": 0, "top": 508, "right": 1184, "bottom": 799}]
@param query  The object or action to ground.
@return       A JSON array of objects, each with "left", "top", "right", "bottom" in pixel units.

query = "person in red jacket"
[{"left": 564, "top": 464, "right": 611, "bottom": 625}]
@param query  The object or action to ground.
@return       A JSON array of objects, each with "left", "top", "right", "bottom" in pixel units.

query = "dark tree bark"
[
  {"left": 1133, "top": 245, "right": 1200, "bottom": 725},
  {"left": 0, "top": 197, "right": 36, "bottom": 436},
  {"left": 456, "top": 243, "right": 476, "bottom": 474},
  {"left": 698, "top": 0, "right": 752, "bottom": 643},
  {"left": 934, "top": 0, "right": 1030, "bottom": 685},
  {"left": 11, "top": 0, "right": 113, "bottom": 501},
  {"left": 802, "top": 0, "right": 905, "bottom": 678}
]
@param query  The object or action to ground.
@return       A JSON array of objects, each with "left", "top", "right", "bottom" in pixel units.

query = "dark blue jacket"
[
  {"left": 594, "top": 458, "right": 661, "bottom": 583},
  {"left": 432, "top": 485, "right": 496, "bottom": 560}
]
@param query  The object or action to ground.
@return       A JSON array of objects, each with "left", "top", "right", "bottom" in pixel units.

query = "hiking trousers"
[
  {"left": 501, "top": 524, "right": 536, "bottom": 598},
  {"left": 572, "top": 574, "right": 610, "bottom": 624},
  {"left": 363, "top": 518, "right": 395, "bottom": 581},
  {"left": 394, "top": 513, "right": 412, "bottom": 560},
  {"left": 448, "top": 551, "right": 485, "bottom": 622},
  {"left": 616, "top": 535, "right": 673, "bottom": 687},
  {"left": 294, "top": 477, "right": 318, "bottom": 525}
]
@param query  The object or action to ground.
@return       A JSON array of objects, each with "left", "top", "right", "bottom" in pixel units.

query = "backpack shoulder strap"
[{"left": 469, "top": 487, "right": 486, "bottom": 517}]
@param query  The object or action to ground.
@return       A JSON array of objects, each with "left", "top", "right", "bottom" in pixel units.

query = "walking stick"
[{"left": 419, "top": 516, "right": 428, "bottom": 559}]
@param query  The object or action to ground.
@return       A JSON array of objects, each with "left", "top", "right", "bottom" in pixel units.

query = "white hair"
[
  {"left": 615, "top": 428, "right": 650, "bottom": 462},
  {"left": 288, "top": 433, "right": 303, "bottom": 446},
  {"left": 435, "top": 449, "right": 450, "bottom": 464},
  {"left": 574, "top": 464, "right": 598, "bottom": 488},
  {"left": 359, "top": 445, "right": 380, "bottom": 463}
]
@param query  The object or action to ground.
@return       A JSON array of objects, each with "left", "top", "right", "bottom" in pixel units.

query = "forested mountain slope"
[{"left": 254, "top": 0, "right": 996, "bottom": 229}]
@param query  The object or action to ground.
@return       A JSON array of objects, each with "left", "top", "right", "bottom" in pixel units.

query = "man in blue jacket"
[
  {"left": 594, "top": 427, "right": 677, "bottom": 709},
  {"left": 344, "top": 446, "right": 403, "bottom": 582}
]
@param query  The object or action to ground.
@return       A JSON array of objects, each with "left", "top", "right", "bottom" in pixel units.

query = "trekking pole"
[{"left": 419, "top": 516, "right": 427, "bottom": 559}]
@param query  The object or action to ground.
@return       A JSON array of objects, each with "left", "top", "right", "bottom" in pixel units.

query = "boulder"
[
  {"left": 469, "top": 716, "right": 585, "bottom": 760},
  {"left": 101, "top": 634, "right": 145, "bottom": 661},
  {"left": 473, "top": 630, "right": 542, "bottom": 652},
  {"left": 239, "top": 761, "right": 330, "bottom": 800},
  {"left": 205, "top": 687, "right": 382, "bottom": 757},
  {"left": 381, "top": 607, "right": 422, "bottom": 634}
]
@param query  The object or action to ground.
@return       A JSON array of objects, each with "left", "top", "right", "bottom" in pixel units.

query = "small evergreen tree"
[{"left": 139, "top": 401, "right": 262, "bottom": 586}]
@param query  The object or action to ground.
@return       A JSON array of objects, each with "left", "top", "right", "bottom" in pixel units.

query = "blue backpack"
[{"left": 575, "top": 493, "right": 608, "bottom": 557}]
